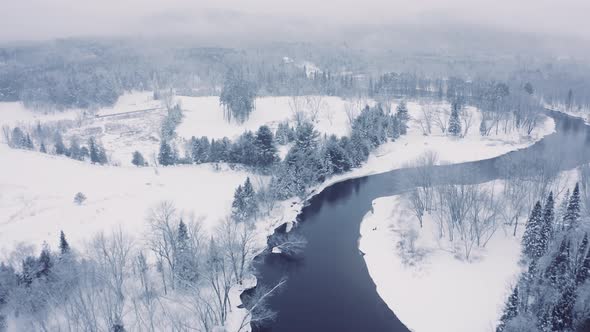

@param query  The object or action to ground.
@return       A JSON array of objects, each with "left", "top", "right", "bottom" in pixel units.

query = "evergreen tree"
[
  {"left": 24, "top": 134, "right": 34, "bottom": 149},
  {"left": 131, "top": 151, "right": 146, "bottom": 166},
  {"left": 158, "top": 140, "right": 175, "bottom": 166},
  {"left": 69, "top": 138, "right": 82, "bottom": 160},
  {"left": 557, "top": 189, "right": 570, "bottom": 230},
  {"left": 54, "top": 132, "right": 67, "bottom": 155},
  {"left": 191, "top": 136, "right": 211, "bottom": 164},
  {"left": 37, "top": 243, "right": 53, "bottom": 279},
  {"left": 576, "top": 240, "right": 590, "bottom": 285},
  {"left": 231, "top": 185, "right": 245, "bottom": 222},
  {"left": 564, "top": 183, "right": 581, "bottom": 230},
  {"left": 242, "top": 177, "right": 258, "bottom": 221},
  {"left": 522, "top": 201, "right": 543, "bottom": 260},
  {"left": 321, "top": 136, "right": 352, "bottom": 175},
  {"left": 59, "top": 230, "right": 70, "bottom": 255},
  {"left": 219, "top": 69, "right": 257, "bottom": 123},
  {"left": 88, "top": 137, "right": 100, "bottom": 163},
  {"left": 40, "top": 142, "right": 47, "bottom": 153},
  {"left": 88, "top": 137, "right": 107, "bottom": 164},
  {"left": 448, "top": 102, "right": 462, "bottom": 136},
  {"left": 254, "top": 125, "right": 278, "bottom": 168},
  {"left": 496, "top": 286, "right": 519, "bottom": 332},
  {"left": 294, "top": 122, "right": 319, "bottom": 154},
  {"left": 175, "top": 219, "right": 196, "bottom": 284},
  {"left": 550, "top": 284, "right": 576, "bottom": 331},
  {"left": 9, "top": 127, "right": 26, "bottom": 148},
  {"left": 545, "top": 239, "right": 571, "bottom": 288},
  {"left": 539, "top": 192, "right": 555, "bottom": 256},
  {"left": 395, "top": 101, "right": 410, "bottom": 135}
]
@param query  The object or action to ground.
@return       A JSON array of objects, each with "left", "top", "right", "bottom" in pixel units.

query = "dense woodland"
[{"left": 1, "top": 39, "right": 589, "bottom": 111}]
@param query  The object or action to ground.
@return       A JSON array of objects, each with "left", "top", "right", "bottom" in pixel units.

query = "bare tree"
[
  {"left": 418, "top": 103, "right": 434, "bottom": 135},
  {"left": 218, "top": 217, "right": 259, "bottom": 285},
  {"left": 200, "top": 238, "right": 234, "bottom": 326},
  {"left": 88, "top": 228, "right": 134, "bottom": 331},
  {"left": 433, "top": 107, "right": 449, "bottom": 134},
  {"left": 460, "top": 107, "right": 474, "bottom": 137},
  {"left": 408, "top": 189, "right": 426, "bottom": 228},
  {"left": 268, "top": 231, "right": 307, "bottom": 258},
  {"left": 288, "top": 96, "right": 307, "bottom": 125},
  {"left": 238, "top": 279, "right": 286, "bottom": 332},
  {"left": 146, "top": 201, "right": 179, "bottom": 293},
  {"left": 304, "top": 95, "right": 326, "bottom": 123}
]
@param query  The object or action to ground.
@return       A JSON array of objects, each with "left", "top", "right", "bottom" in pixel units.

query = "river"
[{"left": 248, "top": 110, "right": 590, "bottom": 332}]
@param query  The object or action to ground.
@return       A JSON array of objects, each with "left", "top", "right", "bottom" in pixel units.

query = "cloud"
[{"left": 0, "top": 0, "right": 588, "bottom": 42}]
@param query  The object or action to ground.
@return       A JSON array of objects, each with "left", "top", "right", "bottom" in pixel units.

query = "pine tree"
[
  {"left": 24, "top": 134, "right": 34, "bottom": 149},
  {"left": 132, "top": 151, "right": 146, "bottom": 166},
  {"left": 545, "top": 239, "right": 571, "bottom": 288},
  {"left": 175, "top": 219, "right": 195, "bottom": 285},
  {"left": 496, "top": 286, "right": 519, "bottom": 332},
  {"left": 158, "top": 140, "right": 175, "bottom": 166},
  {"left": 557, "top": 189, "right": 570, "bottom": 230},
  {"left": 231, "top": 185, "right": 245, "bottom": 222},
  {"left": 294, "top": 122, "right": 319, "bottom": 154},
  {"left": 576, "top": 240, "right": 590, "bottom": 285},
  {"left": 88, "top": 137, "right": 100, "bottom": 163},
  {"left": 522, "top": 201, "right": 543, "bottom": 260},
  {"left": 242, "top": 177, "right": 258, "bottom": 221},
  {"left": 59, "top": 230, "right": 70, "bottom": 255},
  {"left": 40, "top": 142, "right": 47, "bottom": 153},
  {"left": 254, "top": 125, "right": 278, "bottom": 168},
  {"left": 550, "top": 284, "right": 576, "bottom": 331},
  {"left": 448, "top": 103, "right": 462, "bottom": 136},
  {"left": 539, "top": 192, "right": 555, "bottom": 257},
  {"left": 37, "top": 243, "right": 53, "bottom": 279},
  {"left": 54, "top": 133, "right": 67, "bottom": 155},
  {"left": 395, "top": 101, "right": 410, "bottom": 135},
  {"left": 564, "top": 183, "right": 581, "bottom": 230}
]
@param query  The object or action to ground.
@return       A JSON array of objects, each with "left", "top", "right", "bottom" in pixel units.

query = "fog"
[{"left": 2, "top": 0, "right": 589, "bottom": 43}]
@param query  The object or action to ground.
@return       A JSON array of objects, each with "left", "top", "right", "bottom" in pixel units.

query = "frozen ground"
[
  {"left": 314, "top": 102, "right": 555, "bottom": 194},
  {"left": 0, "top": 91, "right": 556, "bottom": 331},
  {"left": 358, "top": 166, "right": 579, "bottom": 332},
  {"left": 359, "top": 191, "right": 522, "bottom": 332},
  {"left": 0, "top": 144, "right": 257, "bottom": 251}
]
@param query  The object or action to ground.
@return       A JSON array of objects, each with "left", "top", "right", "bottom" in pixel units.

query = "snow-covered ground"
[
  {"left": 176, "top": 95, "right": 359, "bottom": 139},
  {"left": 358, "top": 167, "right": 579, "bottom": 332},
  {"left": 0, "top": 144, "right": 258, "bottom": 251},
  {"left": 360, "top": 190, "right": 522, "bottom": 332},
  {"left": 313, "top": 103, "right": 555, "bottom": 194},
  {"left": 0, "top": 91, "right": 556, "bottom": 331},
  {"left": 546, "top": 102, "right": 590, "bottom": 125}
]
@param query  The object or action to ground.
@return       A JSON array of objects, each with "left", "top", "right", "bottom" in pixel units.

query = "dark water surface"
[{"left": 250, "top": 111, "right": 590, "bottom": 332}]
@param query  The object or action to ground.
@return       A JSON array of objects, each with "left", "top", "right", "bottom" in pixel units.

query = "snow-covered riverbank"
[{"left": 0, "top": 92, "right": 556, "bottom": 331}]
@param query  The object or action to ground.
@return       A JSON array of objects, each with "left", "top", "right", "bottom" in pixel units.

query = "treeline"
[
  {"left": 3, "top": 125, "right": 108, "bottom": 164},
  {"left": 156, "top": 103, "right": 409, "bottom": 200},
  {"left": 497, "top": 183, "right": 590, "bottom": 332},
  {"left": 3, "top": 38, "right": 583, "bottom": 114}
]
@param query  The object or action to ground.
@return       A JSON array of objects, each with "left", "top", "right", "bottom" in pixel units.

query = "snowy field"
[
  {"left": 360, "top": 191, "right": 522, "bottom": 332},
  {"left": 358, "top": 169, "right": 580, "bottom": 332},
  {"left": 0, "top": 144, "right": 257, "bottom": 251},
  {"left": 0, "top": 91, "right": 556, "bottom": 331}
]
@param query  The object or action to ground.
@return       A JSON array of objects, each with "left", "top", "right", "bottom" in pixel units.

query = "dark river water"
[{"left": 247, "top": 111, "right": 590, "bottom": 332}]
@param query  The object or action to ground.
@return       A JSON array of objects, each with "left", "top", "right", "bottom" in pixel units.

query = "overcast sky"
[{"left": 2, "top": 0, "right": 589, "bottom": 42}]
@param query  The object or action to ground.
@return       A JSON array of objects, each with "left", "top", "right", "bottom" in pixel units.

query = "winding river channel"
[{"left": 249, "top": 111, "right": 590, "bottom": 332}]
